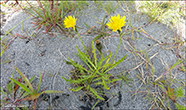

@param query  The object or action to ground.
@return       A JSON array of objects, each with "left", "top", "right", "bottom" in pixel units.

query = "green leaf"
[
  {"left": 42, "top": 90, "right": 64, "bottom": 94},
  {"left": 170, "top": 59, "right": 184, "bottom": 70},
  {"left": 90, "top": 87, "right": 105, "bottom": 100},
  {"left": 117, "top": 72, "right": 133, "bottom": 87},
  {"left": 181, "top": 65, "right": 186, "bottom": 71},
  {"left": 65, "top": 60, "right": 73, "bottom": 65},
  {"left": 0, "top": 49, "right": 5, "bottom": 57},
  {"left": 80, "top": 74, "right": 92, "bottom": 80},
  {"left": 175, "top": 102, "right": 186, "bottom": 110},
  {"left": 152, "top": 64, "right": 155, "bottom": 74},
  {"left": 20, "top": 91, "right": 33, "bottom": 99},
  {"left": 105, "top": 54, "right": 128, "bottom": 73},
  {"left": 101, "top": 75, "right": 110, "bottom": 80},
  {"left": 158, "top": 84, "right": 167, "bottom": 92},
  {"left": 15, "top": 66, "right": 34, "bottom": 92},
  {"left": 10, "top": 78, "right": 31, "bottom": 93},
  {"left": 68, "top": 57, "right": 93, "bottom": 74},
  {"left": 61, "top": 76, "right": 69, "bottom": 82},
  {"left": 104, "top": 51, "right": 113, "bottom": 64},
  {"left": 92, "top": 41, "right": 97, "bottom": 67},
  {"left": 176, "top": 87, "right": 185, "bottom": 99},
  {"left": 90, "top": 67, "right": 102, "bottom": 83},
  {"left": 7, "top": 80, "right": 14, "bottom": 95},
  {"left": 89, "top": 56, "right": 109, "bottom": 83},
  {"left": 93, "top": 34, "right": 103, "bottom": 42},
  {"left": 97, "top": 54, "right": 110, "bottom": 67},
  {"left": 103, "top": 80, "right": 110, "bottom": 90},
  {"left": 92, "top": 77, "right": 102, "bottom": 82},
  {"left": 15, "top": 107, "right": 21, "bottom": 110},
  {"left": 20, "top": 75, "right": 36, "bottom": 95},
  {"left": 36, "top": 70, "right": 42, "bottom": 93},
  {"left": 29, "top": 75, "right": 36, "bottom": 83},
  {"left": 23, "top": 93, "right": 41, "bottom": 101},
  {"left": 104, "top": 73, "right": 113, "bottom": 77},
  {"left": 7, "top": 69, "right": 15, "bottom": 98},
  {"left": 95, "top": 82, "right": 103, "bottom": 85},
  {"left": 102, "top": 53, "right": 113, "bottom": 72},
  {"left": 92, "top": 100, "right": 100, "bottom": 109},
  {"left": 84, "top": 22, "right": 91, "bottom": 28},
  {"left": 0, "top": 87, "right": 7, "bottom": 96},
  {"left": 111, "top": 78, "right": 122, "bottom": 82},
  {"left": 76, "top": 53, "right": 94, "bottom": 72},
  {"left": 71, "top": 78, "right": 85, "bottom": 84},
  {"left": 71, "top": 86, "right": 84, "bottom": 92},
  {"left": 101, "top": 15, "right": 107, "bottom": 31},
  {"left": 77, "top": 46, "right": 96, "bottom": 70}
]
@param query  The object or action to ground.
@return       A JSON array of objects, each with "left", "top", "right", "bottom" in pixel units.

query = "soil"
[{"left": 1, "top": 1, "right": 185, "bottom": 110}]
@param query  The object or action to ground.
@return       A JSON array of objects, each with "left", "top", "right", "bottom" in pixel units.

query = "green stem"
[
  {"left": 75, "top": 27, "right": 89, "bottom": 58},
  {"left": 101, "top": 51, "right": 104, "bottom": 58},
  {"left": 111, "top": 32, "right": 122, "bottom": 63}
]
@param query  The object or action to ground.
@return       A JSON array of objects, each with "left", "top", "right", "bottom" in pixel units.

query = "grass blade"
[
  {"left": 92, "top": 41, "right": 97, "bottom": 67},
  {"left": 76, "top": 53, "right": 94, "bottom": 72},
  {"left": 0, "top": 49, "right": 5, "bottom": 57},
  {"left": 15, "top": 66, "right": 34, "bottom": 92},
  {"left": 0, "top": 87, "right": 7, "bottom": 96},
  {"left": 10, "top": 78, "right": 31, "bottom": 93},
  {"left": 90, "top": 87, "right": 104, "bottom": 100},
  {"left": 36, "top": 70, "right": 42, "bottom": 93},
  {"left": 2, "top": 15, "right": 32, "bottom": 39},
  {"left": 20, "top": 91, "right": 33, "bottom": 99},
  {"left": 77, "top": 46, "right": 96, "bottom": 70},
  {"left": 21, "top": 93, "right": 41, "bottom": 101},
  {"left": 84, "top": 22, "right": 91, "bottom": 28},
  {"left": 71, "top": 86, "right": 84, "bottom": 92},
  {"left": 103, "top": 79, "right": 110, "bottom": 90},
  {"left": 42, "top": 90, "right": 64, "bottom": 94},
  {"left": 105, "top": 54, "right": 128, "bottom": 73},
  {"left": 68, "top": 57, "right": 93, "bottom": 74}
]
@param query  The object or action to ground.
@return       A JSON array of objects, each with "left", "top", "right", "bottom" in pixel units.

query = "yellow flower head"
[
  {"left": 107, "top": 14, "right": 126, "bottom": 32},
  {"left": 64, "top": 15, "right": 77, "bottom": 30}
]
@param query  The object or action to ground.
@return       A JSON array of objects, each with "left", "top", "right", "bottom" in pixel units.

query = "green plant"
[
  {"left": 93, "top": 1, "right": 103, "bottom": 12},
  {"left": 1, "top": 66, "right": 64, "bottom": 110},
  {"left": 103, "top": 1, "right": 119, "bottom": 16},
  {"left": 117, "top": 70, "right": 133, "bottom": 88},
  {"left": 1, "top": 15, "right": 32, "bottom": 57},
  {"left": 157, "top": 79, "right": 186, "bottom": 110},
  {"left": 15, "top": 0, "right": 89, "bottom": 37},
  {"left": 138, "top": 1, "right": 185, "bottom": 27},
  {"left": 1, "top": 56, "right": 14, "bottom": 64},
  {"left": 62, "top": 40, "right": 127, "bottom": 100},
  {"left": 141, "top": 58, "right": 186, "bottom": 109},
  {"left": 155, "top": 59, "right": 184, "bottom": 82},
  {"left": 62, "top": 14, "right": 128, "bottom": 100},
  {"left": 61, "top": 14, "right": 128, "bottom": 101},
  {"left": 84, "top": 15, "right": 111, "bottom": 41},
  {"left": 93, "top": 1, "right": 119, "bottom": 16},
  {"left": 1, "top": 69, "right": 29, "bottom": 110}
]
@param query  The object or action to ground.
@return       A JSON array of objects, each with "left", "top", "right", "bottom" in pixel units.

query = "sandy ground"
[{"left": 1, "top": 1, "right": 185, "bottom": 109}]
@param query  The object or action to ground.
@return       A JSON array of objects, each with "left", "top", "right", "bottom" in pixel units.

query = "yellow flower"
[
  {"left": 64, "top": 15, "right": 77, "bottom": 30},
  {"left": 107, "top": 14, "right": 126, "bottom": 32}
]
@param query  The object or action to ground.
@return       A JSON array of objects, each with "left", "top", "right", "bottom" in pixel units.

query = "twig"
[{"left": 57, "top": 48, "right": 68, "bottom": 61}]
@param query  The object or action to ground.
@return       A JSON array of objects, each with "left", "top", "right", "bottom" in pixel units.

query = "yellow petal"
[
  {"left": 64, "top": 15, "right": 77, "bottom": 30},
  {"left": 107, "top": 14, "right": 126, "bottom": 32}
]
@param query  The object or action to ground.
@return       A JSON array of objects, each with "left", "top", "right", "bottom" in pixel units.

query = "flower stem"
[
  {"left": 75, "top": 27, "right": 89, "bottom": 57},
  {"left": 111, "top": 31, "right": 122, "bottom": 63}
]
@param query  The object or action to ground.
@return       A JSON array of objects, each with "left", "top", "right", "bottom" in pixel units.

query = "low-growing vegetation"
[{"left": 1, "top": 1, "right": 185, "bottom": 109}]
